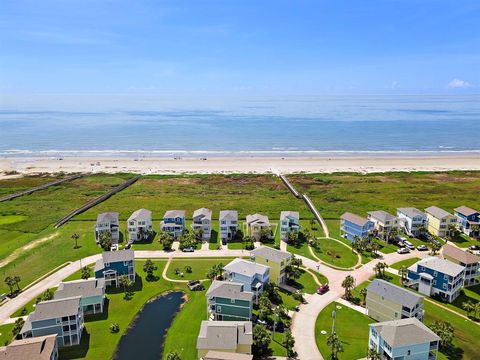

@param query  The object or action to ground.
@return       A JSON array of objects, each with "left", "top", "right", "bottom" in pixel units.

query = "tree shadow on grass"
[
  {"left": 442, "top": 345, "right": 464, "bottom": 360},
  {"left": 105, "top": 275, "right": 143, "bottom": 296}
]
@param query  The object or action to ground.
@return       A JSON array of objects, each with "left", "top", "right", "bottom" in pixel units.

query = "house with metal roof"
[
  {"left": 196, "top": 321, "right": 252, "bottom": 359},
  {"left": 279, "top": 211, "right": 300, "bottom": 242},
  {"left": 454, "top": 205, "right": 480, "bottom": 238},
  {"left": 424, "top": 206, "right": 456, "bottom": 238},
  {"left": 0, "top": 334, "right": 58, "bottom": 360},
  {"left": 245, "top": 214, "right": 272, "bottom": 241},
  {"left": 20, "top": 297, "right": 84, "bottom": 348},
  {"left": 406, "top": 257, "right": 465, "bottom": 302},
  {"left": 340, "top": 212, "right": 374, "bottom": 242},
  {"left": 219, "top": 210, "right": 239, "bottom": 244},
  {"left": 250, "top": 246, "right": 292, "bottom": 285},
  {"left": 160, "top": 210, "right": 186, "bottom": 238},
  {"left": 442, "top": 243, "right": 479, "bottom": 287},
  {"left": 94, "top": 249, "right": 135, "bottom": 287},
  {"left": 366, "top": 279, "right": 424, "bottom": 322},
  {"left": 192, "top": 208, "right": 212, "bottom": 240},
  {"left": 368, "top": 318, "right": 440, "bottom": 360},
  {"left": 54, "top": 278, "right": 105, "bottom": 315},
  {"left": 397, "top": 207, "right": 427, "bottom": 237},
  {"left": 94, "top": 212, "right": 119, "bottom": 244},
  {"left": 367, "top": 210, "right": 400, "bottom": 240},
  {"left": 127, "top": 208, "right": 152, "bottom": 243},
  {"left": 223, "top": 259, "right": 270, "bottom": 303},
  {"left": 206, "top": 281, "right": 253, "bottom": 321}
]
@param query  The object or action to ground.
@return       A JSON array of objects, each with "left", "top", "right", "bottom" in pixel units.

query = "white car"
[
  {"left": 403, "top": 240, "right": 415, "bottom": 250},
  {"left": 110, "top": 244, "right": 118, "bottom": 251},
  {"left": 397, "top": 247, "right": 410, "bottom": 254}
]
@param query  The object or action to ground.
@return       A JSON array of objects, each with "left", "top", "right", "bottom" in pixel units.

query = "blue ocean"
[{"left": 1, "top": 94, "right": 479, "bottom": 157}]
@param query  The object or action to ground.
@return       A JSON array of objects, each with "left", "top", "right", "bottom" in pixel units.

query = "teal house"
[{"left": 206, "top": 281, "right": 253, "bottom": 321}]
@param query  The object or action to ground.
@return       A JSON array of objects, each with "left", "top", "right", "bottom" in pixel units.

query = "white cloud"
[{"left": 447, "top": 78, "right": 472, "bottom": 88}]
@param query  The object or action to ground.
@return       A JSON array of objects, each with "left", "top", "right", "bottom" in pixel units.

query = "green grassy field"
[
  {"left": 313, "top": 238, "right": 359, "bottom": 269},
  {"left": 291, "top": 172, "right": 480, "bottom": 248},
  {"left": 390, "top": 257, "right": 421, "bottom": 270},
  {"left": 167, "top": 258, "right": 236, "bottom": 281}
]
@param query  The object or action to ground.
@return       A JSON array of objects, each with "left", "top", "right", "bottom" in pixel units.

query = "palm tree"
[
  {"left": 341, "top": 275, "right": 355, "bottom": 300},
  {"left": 71, "top": 233, "right": 80, "bottom": 249},
  {"left": 360, "top": 288, "right": 367, "bottom": 305},
  {"left": 367, "top": 348, "right": 381, "bottom": 360},
  {"left": 81, "top": 266, "right": 91, "bottom": 280},
  {"left": 373, "top": 263, "right": 382, "bottom": 278},
  {"left": 327, "top": 332, "right": 344, "bottom": 359},
  {"left": 352, "top": 235, "right": 360, "bottom": 253},
  {"left": 398, "top": 265, "right": 408, "bottom": 284},
  {"left": 473, "top": 302, "right": 480, "bottom": 320},
  {"left": 370, "top": 242, "right": 380, "bottom": 257},
  {"left": 166, "top": 352, "right": 181, "bottom": 360},
  {"left": 118, "top": 275, "right": 133, "bottom": 298},
  {"left": 143, "top": 259, "right": 157, "bottom": 280},
  {"left": 462, "top": 300, "right": 474, "bottom": 317},
  {"left": 98, "top": 231, "right": 112, "bottom": 251},
  {"left": 4, "top": 276, "right": 15, "bottom": 296}
]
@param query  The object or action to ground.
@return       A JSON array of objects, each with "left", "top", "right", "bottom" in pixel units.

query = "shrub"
[{"left": 109, "top": 323, "right": 120, "bottom": 333}]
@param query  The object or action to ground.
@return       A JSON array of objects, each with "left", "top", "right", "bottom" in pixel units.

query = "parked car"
[
  {"left": 416, "top": 244, "right": 428, "bottom": 251},
  {"left": 182, "top": 246, "right": 194, "bottom": 252},
  {"left": 316, "top": 284, "right": 330, "bottom": 295},
  {"left": 110, "top": 244, "right": 118, "bottom": 251},
  {"left": 397, "top": 247, "right": 410, "bottom": 254},
  {"left": 403, "top": 240, "right": 415, "bottom": 250},
  {"left": 468, "top": 245, "right": 479, "bottom": 251},
  {"left": 430, "top": 238, "right": 441, "bottom": 247},
  {"left": 396, "top": 235, "right": 408, "bottom": 243}
]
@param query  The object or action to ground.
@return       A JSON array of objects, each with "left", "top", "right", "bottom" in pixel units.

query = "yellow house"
[
  {"left": 250, "top": 246, "right": 292, "bottom": 285},
  {"left": 425, "top": 206, "right": 457, "bottom": 238},
  {"left": 196, "top": 321, "right": 252, "bottom": 359}
]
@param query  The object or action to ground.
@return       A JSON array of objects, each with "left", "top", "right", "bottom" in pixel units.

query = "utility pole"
[{"left": 331, "top": 309, "right": 336, "bottom": 335}]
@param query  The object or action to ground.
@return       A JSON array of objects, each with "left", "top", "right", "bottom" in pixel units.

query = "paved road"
[{"left": 0, "top": 245, "right": 425, "bottom": 359}]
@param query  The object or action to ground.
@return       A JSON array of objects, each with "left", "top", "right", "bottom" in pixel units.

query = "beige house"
[
  {"left": 367, "top": 210, "right": 399, "bottom": 240},
  {"left": 366, "top": 279, "right": 424, "bottom": 322},
  {"left": 0, "top": 334, "right": 58, "bottom": 359},
  {"left": 425, "top": 206, "right": 456, "bottom": 238},
  {"left": 246, "top": 214, "right": 271, "bottom": 241},
  {"left": 442, "top": 243, "right": 479, "bottom": 287},
  {"left": 196, "top": 321, "right": 252, "bottom": 359}
]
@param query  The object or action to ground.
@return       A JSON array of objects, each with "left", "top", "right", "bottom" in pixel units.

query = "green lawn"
[
  {"left": 270, "top": 331, "right": 288, "bottom": 356},
  {"left": 59, "top": 260, "right": 183, "bottom": 359},
  {"left": 290, "top": 268, "right": 328, "bottom": 294},
  {"left": 315, "top": 302, "right": 372, "bottom": 360},
  {"left": 0, "top": 323, "right": 15, "bottom": 346},
  {"left": 167, "top": 258, "right": 236, "bottom": 281},
  {"left": 11, "top": 287, "right": 58, "bottom": 318},
  {"left": 390, "top": 257, "right": 421, "bottom": 270},
  {"left": 313, "top": 238, "right": 359, "bottom": 269}
]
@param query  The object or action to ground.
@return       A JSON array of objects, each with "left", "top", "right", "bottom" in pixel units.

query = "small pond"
[{"left": 114, "top": 291, "right": 184, "bottom": 360}]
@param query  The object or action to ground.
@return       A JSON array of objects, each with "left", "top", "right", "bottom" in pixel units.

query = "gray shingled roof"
[
  {"left": 193, "top": 207, "right": 212, "bottom": 220},
  {"left": 367, "top": 279, "right": 423, "bottom": 308},
  {"left": 164, "top": 210, "right": 185, "bottom": 218},
  {"left": 128, "top": 208, "right": 151, "bottom": 222},
  {"left": 101, "top": 249, "right": 134, "bottom": 264},
  {"left": 397, "top": 207, "right": 425, "bottom": 219},
  {"left": 251, "top": 246, "right": 291, "bottom": 263},
  {"left": 370, "top": 318, "right": 440, "bottom": 347},
  {"left": 219, "top": 210, "right": 238, "bottom": 221},
  {"left": 246, "top": 213, "right": 269, "bottom": 226},
  {"left": 28, "top": 296, "right": 81, "bottom": 322},
  {"left": 196, "top": 321, "right": 253, "bottom": 350},
  {"left": 341, "top": 212, "right": 370, "bottom": 227},
  {"left": 280, "top": 211, "right": 299, "bottom": 220},
  {"left": 368, "top": 210, "right": 396, "bottom": 223},
  {"left": 442, "top": 243, "right": 480, "bottom": 265},
  {"left": 454, "top": 205, "right": 479, "bottom": 217},
  {"left": 54, "top": 279, "right": 105, "bottom": 300},
  {"left": 204, "top": 351, "right": 253, "bottom": 360},
  {"left": 224, "top": 258, "right": 269, "bottom": 278},
  {"left": 425, "top": 206, "right": 452, "bottom": 219},
  {"left": 415, "top": 256, "right": 465, "bottom": 277},
  {"left": 96, "top": 212, "right": 118, "bottom": 223},
  {"left": 206, "top": 281, "right": 253, "bottom": 301}
]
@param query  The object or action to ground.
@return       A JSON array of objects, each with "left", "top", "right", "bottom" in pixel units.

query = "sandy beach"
[{"left": 1, "top": 155, "right": 480, "bottom": 177}]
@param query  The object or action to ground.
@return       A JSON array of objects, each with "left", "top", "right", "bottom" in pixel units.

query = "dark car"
[
  {"left": 317, "top": 284, "right": 330, "bottom": 295},
  {"left": 468, "top": 245, "right": 480, "bottom": 251}
]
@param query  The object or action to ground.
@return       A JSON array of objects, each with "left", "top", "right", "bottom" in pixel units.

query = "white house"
[
  {"left": 127, "top": 208, "right": 153, "bottom": 243},
  {"left": 192, "top": 208, "right": 212, "bottom": 240},
  {"left": 397, "top": 207, "right": 426, "bottom": 236},
  {"left": 219, "top": 210, "right": 238, "bottom": 244},
  {"left": 279, "top": 211, "right": 300, "bottom": 242},
  {"left": 367, "top": 210, "right": 399, "bottom": 240},
  {"left": 94, "top": 212, "right": 119, "bottom": 244}
]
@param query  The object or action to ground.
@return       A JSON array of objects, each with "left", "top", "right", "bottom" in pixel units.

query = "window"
[
  {"left": 231, "top": 299, "right": 235, "bottom": 304},
  {"left": 217, "top": 306, "right": 222, "bottom": 313},
  {"left": 105, "top": 262, "right": 110, "bottom": 267},
  {"left": 443, "top": 284, "right": 447, "bottom": 289}
]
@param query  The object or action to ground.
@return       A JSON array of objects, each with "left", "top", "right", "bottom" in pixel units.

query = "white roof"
[
  {"left": 197, "top": 321, "right": 252, "bottom": 350},
  {"left": 371, "top": 318, "right": 440, "bottom": 347},
  {"left": 193, "top": 208, "right": 212, "bottom": 220},
  {"left": 206, "top": 281, "right": 253, "bottom": 301},
  {"left": 224, "top": 258, "right": 269, "bottom": 278},
  {"left": 425, "top": 206, "right": 452, "bottom": 219},
  {"left": 128, "top": 208, "right": 151, "bottom": 221},
  {"left": 414, "top": 256, "right": 465, "bottom": 277},
  {"left": 280, "top": 211, "right": 299, "bottom": 220},
  {"left": 368, "top": 210, "right": 396, "bottom": 223},
  {"left": 246, "top": 213, "right": 270, "bottom": 226},
  {"left": 219, "top": 210, "right": 238, "bottom": 221},
  {"left": 251, "top": 246, "right": 291, "bottom": 263},
  {"left": 397, "top": 207, "right": 425, "bottom": 219},
  {"left": 96, "top": 212, "right": 118, "bottom": 223}
]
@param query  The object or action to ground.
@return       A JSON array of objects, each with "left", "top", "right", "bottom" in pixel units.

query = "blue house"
[
  {"left": 223, "top": 259, "right": 270, "bottom": 304},
  {"left": 406, "top": 257, "right": 465, "bottom": 303},
  {"left": 20, "top": 296, "right": 84, "bottom": 348},
  {"left": 369, "top": 318, "right": 440, "bottom": 360},
  {"left": 454, "top": 205, "right": 480, "bottom": 238},
  {"left": 160, "top": 210, "right": 186, "bottom": 238},
  {"left": 340, "top": 212, "right": 374, "bottom": 241},
  {"left": 95, "top": 250, "right": 135, "bottom": 287}
]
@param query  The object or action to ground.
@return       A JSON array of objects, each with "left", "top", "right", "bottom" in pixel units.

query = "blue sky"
[{"left": 1, "top": 0, "right": 479, "bottom": 97}]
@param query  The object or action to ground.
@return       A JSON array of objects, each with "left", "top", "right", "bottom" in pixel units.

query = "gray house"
[
  {"left": 366, "top": 279, "right": 424, "bottom": 322},
  {"left": 192, "top": 208, "right": 212, "bottom": 240},
  {"left": 94, "top": 212, "right": 119, "bottom": 244},
  {"left": 21, "top": 296, "right": 84, "bottom": 348},
  {"left": 54, "top": 279, "right": 106, "bottom": 315},
  {"left": 219, "top": 210, "right": 238, "bottom": 244}
]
